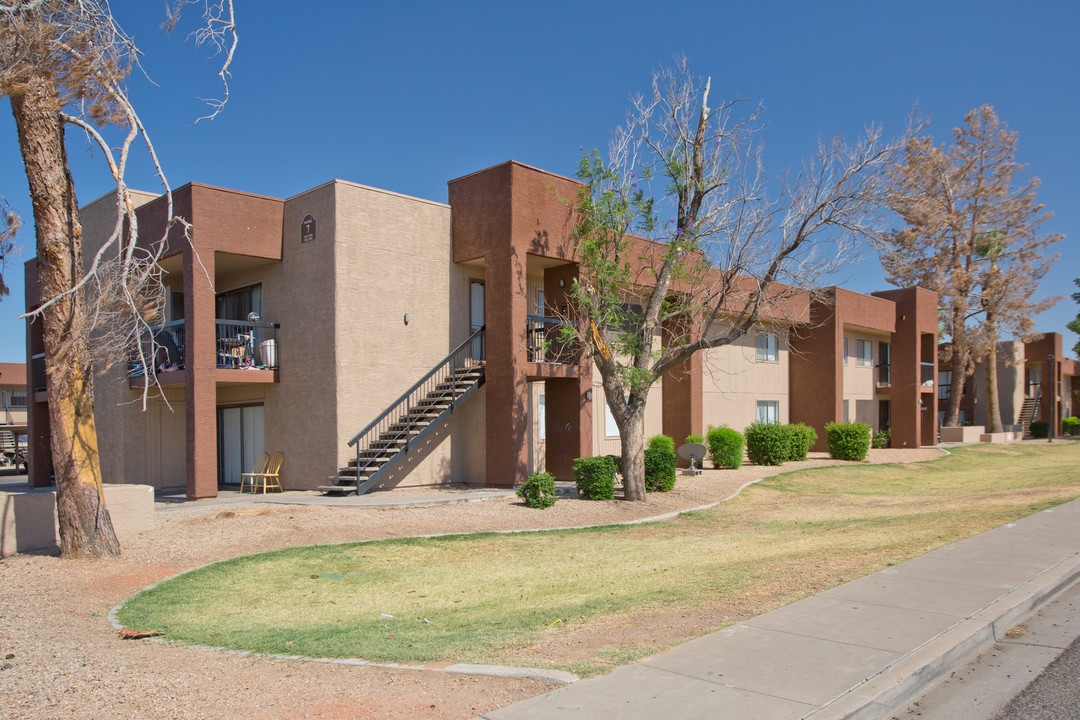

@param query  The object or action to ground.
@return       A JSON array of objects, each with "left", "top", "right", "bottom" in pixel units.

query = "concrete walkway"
[{"left": 480, "top": 498, "right": 1080, "bottom": 720}]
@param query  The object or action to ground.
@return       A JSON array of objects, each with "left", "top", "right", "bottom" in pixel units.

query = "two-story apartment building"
[
  {"left": 0, "top": 363, "right": 28, "bottom": 465},
  {"left": 25, "top": 161, "right": 938, "bottom": 498}
]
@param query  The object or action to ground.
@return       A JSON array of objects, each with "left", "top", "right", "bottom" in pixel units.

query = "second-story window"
[
  {"left": 756, "top": 332, "right": 779, "bottom": 362},
  {"left": 856, "top": 339, "right": 873, "bottom": 367}
]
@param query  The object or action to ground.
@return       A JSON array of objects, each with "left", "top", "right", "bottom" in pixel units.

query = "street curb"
[{"left": 807, "top": 548, "right": 1080, "bottom": 720}]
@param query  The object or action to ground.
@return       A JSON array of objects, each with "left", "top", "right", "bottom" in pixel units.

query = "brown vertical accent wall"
[
  {"left": 873, "top": 287, "right": 938, "bottom": 448},
  {"left": 789, "top": 294, "right": 842, "bottom": 450},
  {"left": 662, "top": 318, "right": 702, "bottom": 454},
  {"left": 1026, "top": 333, "right": 1063, "bottom": 433},
  {"left": 23, "top": 259, "right": 52, "bottom": 487},
  {"left": 183, "top": 245, "right": 217, "bottom": 499},
  {"left": 544, "top": 264, "right": 592, "bottom": 477}
]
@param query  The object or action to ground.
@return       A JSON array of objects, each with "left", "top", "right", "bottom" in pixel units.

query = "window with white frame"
[
  {"left": 843, "top": 336, "right": 849, "bottom": 365},
  {"left": 756, "top": 400, "right": 780, "bottom": 425},
  {"left": 605, "top": 397, "right": 620, "bottom": 437},
  {"left": 856, "top": 339, "right": 872, "bottom": 367},
  {"left": 756, "top": 332, "right": 779, "bottom": 362}
]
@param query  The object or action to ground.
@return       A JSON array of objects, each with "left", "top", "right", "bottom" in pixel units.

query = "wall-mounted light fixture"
[
  {"left": 559, "top": 278, "right": 566, "bottom": 288},
  {"left": 404, "top": 313, "right": 410, "bottom": 326},
  {"left": 585, "top": 389, "right": 592, "bottom": 400}
]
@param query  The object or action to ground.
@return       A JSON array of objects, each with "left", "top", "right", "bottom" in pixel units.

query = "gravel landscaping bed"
[{"left": 0, "top": 448, "right": 942, "bottom": 720}]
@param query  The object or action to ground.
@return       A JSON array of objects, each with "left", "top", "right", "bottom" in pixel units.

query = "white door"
[
  {"left": 219, "top": 405, "right": 265, "bottom": 484},
  {"left": 470, "top": 281, "right": 485, "bottom": 331}
]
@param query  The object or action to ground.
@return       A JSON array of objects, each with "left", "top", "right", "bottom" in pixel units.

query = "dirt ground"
[{"left": 0, "top": 448, "right": 942, "bottom": 720}]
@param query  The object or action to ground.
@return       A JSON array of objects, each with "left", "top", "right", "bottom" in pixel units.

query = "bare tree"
[
  {"left": 884, "top": 106, "right": 1061, "bottom": 430},
  {"left": 0, "top": 196, "right": 19, "bottom": 298},
  {"left": 565, "top": 59, "right": 916, "bottom": 500},
  {"left": 1, "top": 0, "right": 237, "bottom": 557}
]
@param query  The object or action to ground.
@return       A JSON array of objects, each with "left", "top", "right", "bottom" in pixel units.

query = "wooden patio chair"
[
  {"left": 240, "top": 452, "right": 269, "bottom": 493},
  {"left": 249, "top": 451, "right": 284, "bottom": 494}
]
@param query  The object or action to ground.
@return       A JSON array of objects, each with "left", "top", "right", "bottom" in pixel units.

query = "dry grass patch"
[{"left": 116, "top": 443, "right": 1080, "bottom": 676}]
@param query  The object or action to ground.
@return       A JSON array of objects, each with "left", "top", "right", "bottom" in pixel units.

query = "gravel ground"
[{"left": 0, "top": 448, "right": 942, "bottom": 720}]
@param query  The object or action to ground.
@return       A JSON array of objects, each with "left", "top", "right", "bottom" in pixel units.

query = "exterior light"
[
  {"left": 404, "top": 313, "right": 410, "bottom": 326},
  {"left": 559, "top": 278, "right": 566, "bottom": 288}
]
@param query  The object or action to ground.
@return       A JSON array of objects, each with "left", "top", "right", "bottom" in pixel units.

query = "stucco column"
[
  {"left": 483, "top": 248, "right": 529, "bottom": 488},
  {"left": 661, "top": 317, "right": 702, "bottom": 458},
  {"left": 543, "top": 265, "right": 592, "bottom": 477},
  {"left": 184, "top": 247, "right": 217, "bottom": 499}
]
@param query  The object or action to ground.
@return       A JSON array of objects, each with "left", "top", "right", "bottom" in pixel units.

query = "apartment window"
[
  {"left": 2, "top": 389, "right": 26, "bottom": 408},
  {"left": 605, "top": 396, "right": 620, "bottom": 438},
  {"left": 538, "top": 395, "right": 546, "bottom": 441},
  {"left": 756, "top": 332, "right": 779, "bottom": 362},
  {"left": 536, "top": 290, "right": 545, "bottom": 318},
  {"left": 756, "top": 400, "right": 780, "bottom": 425},
  {"left": 843, "top": 336, "right": 849, "bottom": 365},
  {"left": 843, "top": 399, "right": 850, "bottom": 422},
  {"left": 938, "top": 370, "right": 952, "bottom": 400},
  {"left": 856, "top": 339, "right": 872, "bottom": 367}
]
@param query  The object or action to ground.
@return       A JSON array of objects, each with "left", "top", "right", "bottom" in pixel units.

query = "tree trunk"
[
  {"left": 620, "top": 416, "right": 646, "bottom": 501},
  {"left": 983, "top": 314, "right": 1003, "bottom": 434},
  {"left": 10, "top": 73, "right": 120, "bottom": 558},
  {"left": 942, "top": 320, "right": 969, "bottom": 428}
]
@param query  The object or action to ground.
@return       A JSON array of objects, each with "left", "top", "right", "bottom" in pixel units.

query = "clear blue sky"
[{"left": 2, "top": 0, "right": 1077, "bottom": 363}]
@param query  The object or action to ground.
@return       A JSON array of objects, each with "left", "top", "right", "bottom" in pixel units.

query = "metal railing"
[
  {"left": 216, "top": 319, "right": 280, "bottom": 369},
  {"left": 876, "top": 362, "right": 891, "bottom": 387},
  {"left": 347, "top": 327, "right": 485, "bottom": 493},
  {"left": 526, "top": 315, "right": 576, "bottom": 365}
]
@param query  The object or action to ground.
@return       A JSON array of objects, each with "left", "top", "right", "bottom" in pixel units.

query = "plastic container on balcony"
[{"left": 260, "top": 339, "right": 278, "bottom": 369}]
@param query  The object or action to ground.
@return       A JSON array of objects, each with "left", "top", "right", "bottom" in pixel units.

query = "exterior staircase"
[
  {"left": 320, "top": 328, "right": 485, "bottom": 496},
  {"left": 1019, "top": 394, "right": 1039, "bottom": 437}
]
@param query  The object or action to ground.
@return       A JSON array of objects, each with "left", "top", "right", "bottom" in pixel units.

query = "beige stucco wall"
[
  {"left": 701, "top": 324, "right": 790, "bottom": 432},
  {"left": 329, "top": 180, "right": 478, "bottom": 490},
  {"left": 592, "top": 363, "right": 664, "bottom": 457},
  {"left": 527, "top": 381, "right": 546, "bottom": 474}
]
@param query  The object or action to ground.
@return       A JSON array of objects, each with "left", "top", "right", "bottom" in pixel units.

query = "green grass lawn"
[{"left": 116, "top": 442, "right": 1080, "bottom": 675}]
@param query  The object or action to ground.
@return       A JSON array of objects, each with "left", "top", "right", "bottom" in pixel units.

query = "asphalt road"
[{"left": 894, "top": 580, "right": 1080, "bottom": 720}]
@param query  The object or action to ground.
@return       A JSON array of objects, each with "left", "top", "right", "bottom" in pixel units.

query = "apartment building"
[
  {"left": 0, "top": 363, "right": 27, "bottom": 464},
  {"left": 939, "top": 333, "right": 1079, "bottom": 435},
  {"left": 25, "top": 161, "right": 938, "bottom": 497}
]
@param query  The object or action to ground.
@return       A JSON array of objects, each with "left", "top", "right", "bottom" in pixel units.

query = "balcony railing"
[
  {"left": 876, "top": 363, "right": 891, "bottom": 387},
  {"left": 129, "top": 318, "right": 280, "bottom": 377},
  {"left": 526, "top": 315, "right": 576, "bottom": 365}
]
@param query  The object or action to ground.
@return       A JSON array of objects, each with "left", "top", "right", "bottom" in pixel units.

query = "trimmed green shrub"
[
  {"left": 744, "top": 422, "right": 788, "bottom": 466},
  {"left": 1029, "top": 420, "right": 1050, "bottom": 439},
  {"left": 784, "top": 423, "right": 818, "bottom": 461},
  {"left": 516, "top": 472, "right": 558, "bottom": 509},
  {"left": 825, "top": 421, "right": 871, "bottom": 461},
  {"left": 647, "top": 434, "right": 676, "bottom": 454},
  {"left": 871, "top": 428, "right": 891, "bottom": 449},
  {"left": 643, "top": 448, "right": 677, "bottom": 492},
  {"left": 706, "top": 425, "right": 745, "bottom": 469},
  {"left": 1062, "top": 417, "right": 1078, "bottom": 436},
  {"left": 685, "top": 434, "right": 705, "bottom": 445},
  {"left": 573, "top": 456, "right": 616, "bottom": 500}
]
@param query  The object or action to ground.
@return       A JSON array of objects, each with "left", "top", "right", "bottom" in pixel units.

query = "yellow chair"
[
  {"left": 240, "top": 452, "right": 269, "bottom": 493},
  {"left": 249, "top": 451, "right": 284, "bottom": 494}
]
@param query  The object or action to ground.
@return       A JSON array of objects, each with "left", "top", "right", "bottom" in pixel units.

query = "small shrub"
[
  {"left": 1029, "top": 420, "right": 1050, "bottom": 439},
  {"left": 516, "top": 472, "right": 558, "bottom": 509},
  {"left": 685, "top": 434, "right": 705, "bottom": 445},
  {"left": 871, "top": 428, "right": 891, "bottom": 449},
  {"left": 825, "top": 421, "right": 871, "bottom": 461},
  {"left": 706, "top": 425, "right": 745, "bottom": 469},
  {"left": 573, "top": 456, "right": 616, "bottom": 500},
  {"left": 643, "top": 448, "right": 677, "bottom": 492},
  {"left": 1062, "top": 417, "right": 1078, "bottom": 436},
  {"left": 744, "top": 423, "right": 788, "bottom": 466},
  {"left": 784, "top": 423, "right": 818, "bottom": 461},
  {"left": 647, "top": 434, "right": 676, "bottom": 454}
]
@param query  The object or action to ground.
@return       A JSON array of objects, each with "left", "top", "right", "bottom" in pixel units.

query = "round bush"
[
  {"left": 685, "top": 434, "right": 705, "bottom": 445},
  {"left": 573, "top": 456, "right": 616, "bottom": 500},
  {"left": 784, "top": 423, "right": 818, "bottom": 461},
  {"left": 744, "top": 423, "right": 788, "bottom": 466},
  {"left": 825, "top": 421, "right": 871, "bottom": 461},
  {"left": 643, "top": 448, "right": 676, "bottom": 492},
  {"left": 1029, "top": 420, "right": 1050, "bottom": 439},
  {"left": 516, "top": 472, "right": 558, "bottom": 509},
  {"left": 647, "top": 434, "right": 676, "bottom": 454},
  {"left": 1063, "top": 417, "right": 1079, "bottom": 436},
  {"left": 872, "top": 428, "right": 891, "bottom": 449},
  {"left": 706, "top": 425, "right": 745, "bottom": 469}
]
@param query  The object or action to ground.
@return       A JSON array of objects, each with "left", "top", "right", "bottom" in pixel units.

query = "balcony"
[
  {"left": 129, "top": 318, "right": 280, "bottom": 386},
  {"left": 526, "top": 315, "right": 576, "bottom": 365},
  {"left": 876, "top": 362, "right": 891, "bottom": 389},
  {"left": 920, "top": 362, "right": 935, "bottom": 391}
]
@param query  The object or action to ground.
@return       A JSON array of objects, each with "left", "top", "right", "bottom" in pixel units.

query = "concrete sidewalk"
[{"left": 481, "top": 498, "right": 1080, "bottom": 720}]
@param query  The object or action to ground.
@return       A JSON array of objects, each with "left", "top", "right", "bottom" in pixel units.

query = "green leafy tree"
[{"left": 563, "top": 59, "right": 915, "bottom": 500}]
